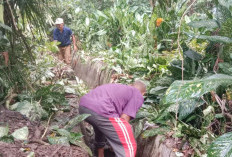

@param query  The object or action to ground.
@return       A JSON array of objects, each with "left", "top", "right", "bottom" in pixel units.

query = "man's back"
[{"left": 79, "top": 83, "right": 143, "bottom": 118}]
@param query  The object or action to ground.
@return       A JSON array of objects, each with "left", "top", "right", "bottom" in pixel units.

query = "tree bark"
[{"left": 3, "top": 0, "right": 32, "bottom": 61}]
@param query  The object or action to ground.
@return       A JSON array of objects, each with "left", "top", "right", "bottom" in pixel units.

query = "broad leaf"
[
  {"left": 163, "top": 74, "right": 232, "bottom": 105},
  {"left": 219, "top": 63, "right": 232, "bottom": 75},
  {"left": 188, "top": 20, "right": 219, "bottom": 29},
  {"left": 135, "top": 110, "right": 153, "bottom": 119},
  {"left": 57, "top": 129, "right": 71, "bottom": 137},
  {"left": 47, "top": 136, "right": 70, "bottom": 146},
  {"left": 179, "top": 99, "right": 204, "bottom": 120},
  {"left": 64, "top": 114, "right": 90, "bottom": 131},
  {"left": 218, "top": 0, "right": 232, "bottom": 10},
  {"left": 149, "top": 86, "right": 168, "bottom": 95},
  {"left": 11, "top": 126, "right": 29, "bottom": 140},
  {"left": 163, "top": 74, "right": 232, "bottom": 118},
  {"left": 0, "top": 23, "right": 12, "bottom": 32},
  {"left": 142, "top": 127, "right": 169, "bottom": 138},
  {"left": 133, "top": 120, "right": 144, "bottom": 139},
  {"left": 184, "top": 49, "right": 202, "bottom": 61},
  {"left": 11, "top": 100, "right": 48, "bottom": 121},
  {"left": 0, "top": 126, "right": 9, "bottom": 138},
  {"left": 208, "top": 132, "right": 232, "bottom": 157},
  {"left": 195, "top": 35, "right": 232, "bottom": 43},
  {"left": 69, "top": 135, "right": 92, "bottom": 156},
  {"left": 0, "top": 135, "right": 14, "bottom": 143},
  {"left": 68, "top": 132, "right": 83, "bottom": 144}
]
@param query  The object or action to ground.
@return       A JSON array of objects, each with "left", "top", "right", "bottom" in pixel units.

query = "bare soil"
[{"left": 0, "top": 101, "right": 89, "bottom": 157}]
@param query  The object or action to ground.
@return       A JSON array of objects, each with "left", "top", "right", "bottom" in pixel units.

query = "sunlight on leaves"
[{"left": 11, "top": 126, "right": 29, "bottom": 140}]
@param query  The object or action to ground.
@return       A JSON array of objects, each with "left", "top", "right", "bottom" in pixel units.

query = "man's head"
[
  {"left": 55, "top": 18, "right": 64, "bottom": 31},
  {"left": 132, "top": 80, "right": 146, "bottom": 96}
]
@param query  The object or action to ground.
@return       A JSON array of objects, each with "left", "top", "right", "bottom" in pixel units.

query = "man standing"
[
  {"left": 79, "top": 81, "right": 146, "bottom": 157},
  {"left": 53, "top": 18, "right": 77, "bottom": 64}
]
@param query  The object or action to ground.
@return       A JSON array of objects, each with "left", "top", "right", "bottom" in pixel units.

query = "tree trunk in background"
[
  {"left": 3, "top": 0, "right": 32, "bottom": 62},
  {"left": 149, "top": 0, "right": 156, "bottom": 11}
]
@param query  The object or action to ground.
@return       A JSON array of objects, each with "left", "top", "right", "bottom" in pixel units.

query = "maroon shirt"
[{"left": 79, "top": 84, "right": 144, "bottom": 118}]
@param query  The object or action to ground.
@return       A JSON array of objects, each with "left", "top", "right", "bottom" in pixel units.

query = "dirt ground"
[{"left": 0, "top": 100, "right": 89, "bottom": 157}]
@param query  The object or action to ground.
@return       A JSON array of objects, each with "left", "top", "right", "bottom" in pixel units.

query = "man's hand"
[
  {"left": 120, "top": 114, "right": 131, "bottom": 122},
  {"left": 72, "top": 35, "right": 78, "bottom": 52}
]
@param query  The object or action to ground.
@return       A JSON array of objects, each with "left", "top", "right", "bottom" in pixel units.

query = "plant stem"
[
  {"left": 40, "top": 113, "right": 54, "bottom": 140},
  {"left": 175, "top": 0, "right": 197, "bottom": 133},
  {"left": 177, "top": 0, "right": 197, "bottom": 81}
]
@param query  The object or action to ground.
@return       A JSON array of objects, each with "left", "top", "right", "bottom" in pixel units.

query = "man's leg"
[
  {"left": 106, "top": 118, "right": 137, "bottom": 157},
  {"left": 79, "top": 106, "right": 106, "bottom": 157},
  {"left": 64, "top": 45, "right": 71, "bottom": 64},
  {"left": 94, "top": 127, "right": 106, "bottom": 157},
  {"left": 58, "top": 47, "right": 65, "bottom": 62},
  {"left": 79, "top": 106, "right": 137, "bottom": 157}
]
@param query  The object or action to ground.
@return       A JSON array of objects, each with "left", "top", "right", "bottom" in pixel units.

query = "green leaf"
[
  {"left": 11, "top": 100, "right": 48, "bottom": 121},
  {"left": 133, "top": 120, "right": 144, "bottom": 139},
  {"left": 64, "top": 114, "right": 90, "bottom": 131},
  {"left": 0, "top": 126, "right": 9, "bottom": 138},
  {"left": 178, "top": 99, "right": 205, "bottom": 120},
  {"left": 163, "top": 74, "right": 232, "bottom": 105},
  {"left": 184, "top": 49, "right": 202, "bottom": 61},
  {"left": 11, "top": 126, "right": 29, "bottom": 140},
  {"left": 95, "top": 10, "right": 108, "bottom": 19},
  {"left": 188, "top": 20, "right": 219, "bottom": 29},
  {"left": 0, "top": 23, "right": 12, "bottom": 32},
  {"left": 135, "top": 111, "right": 152, "bottom": 119},
  {"left": 69, "top": 136, "right": 92, "bottom": 156},
  {"left": 163, "top": 74, "right": 232, "bottom": 118},
  {"left": 219, "top": 63, "right": 232, "bottom": 75},
  {"left": 149, "top": 86, "right": 168, "bottom": 95},
  {"left": 195, "top": 35, "right": 232, "bottom": 43},
  {"left": 57, "top": 129, "right": 71, "bottom": 137},
  {"left": 142, "top": 127, "right": 169, "bottom": 138},
  {"left": 203, "top": 106, "right": 215, "bottom": 116},
  {"left": 0, "top": 135, "right": 14, "bottom": 143},
  {"left": 47, "top": 136, "right": 70, "bottom": 146},
  {"left": 208, "top": 132, "right": 232, "bottom": 157},
  {"left": 218, "top": 0, "right": 232, "bottom": 10},
  {"left": 68, "top": 132, "right": 83, "bottom": 144},
  {"left": 181, "top": 123, "right": 202, "bottom": 138}
]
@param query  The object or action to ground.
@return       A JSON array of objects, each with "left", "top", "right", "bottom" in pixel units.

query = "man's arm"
[
  {"left": 71, "top": 35, "right": 77, "bottom": 52},
  {"left": 120, "top": 113, "right": 131, "bottom": 122}
]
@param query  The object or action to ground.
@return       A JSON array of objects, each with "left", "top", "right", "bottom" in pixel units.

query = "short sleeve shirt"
[
  {"left": 79, "top": 84, "right": 144, "bottom": 118},
  {"left": 53, "top": 26, "right": 73, "bottom": 46}
]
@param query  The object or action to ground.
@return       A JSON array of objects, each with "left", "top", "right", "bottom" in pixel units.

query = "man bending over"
[{"left": 79, "top": 81, "right": 146, "bottom": 157}]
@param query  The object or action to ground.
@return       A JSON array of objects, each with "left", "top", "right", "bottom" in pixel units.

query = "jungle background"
[{"left": 0, "top": 0, "right": 232, "bottom": 156}]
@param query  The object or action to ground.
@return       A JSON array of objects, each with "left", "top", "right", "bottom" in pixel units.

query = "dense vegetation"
[{"left": 1, "top": 0, "right": 232, "bottom": 156}]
